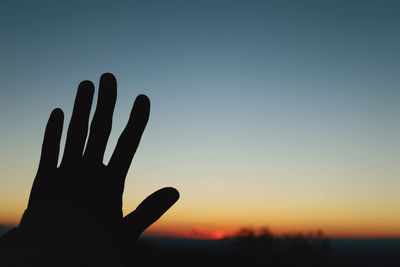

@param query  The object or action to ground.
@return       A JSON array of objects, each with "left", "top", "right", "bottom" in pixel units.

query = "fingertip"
[
  {"left": 136, "top": 94, "right": 150, "bottom": 105},
  {"left": 99, "top": 73, "right": 117, "bottom": 99},
  {"left": 78, "top": 80, "right": 95, "bottom": 95},
  {"left": 99, "top": 73, "right": 117, "bottom": 93},
  {"left": 162, "top": 187, "right": 180, "bottom": 203},
  {"left": 137, "top": 187, "right": 180, "bottom": 212},
  {"left": 49, "top": 108, "right": 64, "bottom": 124},
  {"left": 51, "top": 108, "right": 64, "bottom": 117},
  {"left": 79, "top": 80, "right": 95, "bottom": 87},
  {"left": 128, "top": 94, "right": 150, "bottom": 124},
  {"left": 134, "top": 94, "right": 150, "bottom": 116},
  {"left": 101, "top": 72, "right": 116, "bottom": 81}
]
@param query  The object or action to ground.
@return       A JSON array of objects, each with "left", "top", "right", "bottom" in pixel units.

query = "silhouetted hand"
[{"left": 0, "top": 73, "right": 179, "bottom": 266}]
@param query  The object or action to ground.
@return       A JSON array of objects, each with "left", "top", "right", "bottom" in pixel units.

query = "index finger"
[{"left": 108, "top": 94, "right": 150, "bottom": 191}]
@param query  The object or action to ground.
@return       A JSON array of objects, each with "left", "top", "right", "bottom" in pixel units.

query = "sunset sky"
[{"left": 0, "top": 1, "right": 399, "bottom": 239}]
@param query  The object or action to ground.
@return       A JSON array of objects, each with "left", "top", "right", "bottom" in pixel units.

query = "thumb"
[{"left": 120, "top": 187, "right": 179, "bottom": 248}]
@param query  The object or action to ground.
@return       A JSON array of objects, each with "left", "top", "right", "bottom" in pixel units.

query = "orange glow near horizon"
[
  {"left": 143, "top": 226, "right": 226, "bottom": 240},
  {"left": 140, "top": 220, "right": 400, "bottom": 240},
  {"left": 1, "top": 197, "right": 400, "bottom": 240},
  {"left": 1, "top": 194, "right": 400, "bottom": 240},
  {"left": 1, "top": 216, "right": 400, "bottom": 239}
]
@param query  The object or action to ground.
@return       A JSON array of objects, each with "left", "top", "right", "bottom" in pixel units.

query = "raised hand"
[{"left": 5, "top": 73, "right": 179, "bottom": 266}]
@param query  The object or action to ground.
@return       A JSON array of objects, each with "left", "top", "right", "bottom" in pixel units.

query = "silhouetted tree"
[{"left": 230, "top": 226, "right": 330, "bottom": 266}]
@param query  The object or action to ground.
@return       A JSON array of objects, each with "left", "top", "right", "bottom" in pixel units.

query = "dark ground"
[
  {"left": 1, "top": 226, "right": 400, "bottom": 266},
  {"left": 135, "top": 235, "right": 400, "bottom": 266}
]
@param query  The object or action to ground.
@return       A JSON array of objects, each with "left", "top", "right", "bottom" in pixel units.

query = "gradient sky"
[{"left": 1, "top": 0, "right": 399, "bottom": 239}]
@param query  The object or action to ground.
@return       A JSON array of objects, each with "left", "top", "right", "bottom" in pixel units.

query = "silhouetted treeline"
[
  {"left": 128, "top": 227, "right": 331, "bottom": 267},
  {"left": 230, "top": 227, "right": 330, "bottom": 266}
]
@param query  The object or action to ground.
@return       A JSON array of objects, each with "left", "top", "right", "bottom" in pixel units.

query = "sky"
[{"left": 0, "top": 0, "right": 399, "bottom": 239}]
